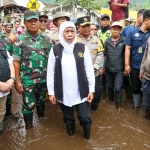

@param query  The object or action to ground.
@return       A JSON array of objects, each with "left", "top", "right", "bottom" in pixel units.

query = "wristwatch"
[{"left": 10, "top": 77, "right": 17, "bottom": 82}]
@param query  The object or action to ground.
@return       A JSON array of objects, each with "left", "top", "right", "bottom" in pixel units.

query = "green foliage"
[{"left": 55, "top": 0, "right": 107, "bottom": 11}]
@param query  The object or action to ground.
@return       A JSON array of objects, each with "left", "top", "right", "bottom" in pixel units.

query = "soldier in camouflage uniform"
[
  {"left": 50, "top": 11, "right": 70, "bottom": 45},
  {"left": 12, "top": 11, "right": 52, "bottom": 129},
  {"left": 0, "top": 23, "right": 14, "bottom": 116}
]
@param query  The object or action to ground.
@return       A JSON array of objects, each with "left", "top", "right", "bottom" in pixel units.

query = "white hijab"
[{"left": 59, "top": 21, "right": 77, "bottom": 54}]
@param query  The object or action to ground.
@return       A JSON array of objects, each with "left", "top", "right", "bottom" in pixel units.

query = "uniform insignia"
[
  {"left": 78, "top": 51, "right": 84, "bottom": 58},
  {"left": 84, "top": 17, "right": 87, "bottom": 22},
  {"left": 135, "top": 33, "right": 139, "bottom": 37},
  {"left": 93, "top": 50, "right": 97, "bottom": 54},
  {"left": 77, "top": 38, "right": 82, "bottom": 43},
  {"left": 106, "top": 33, "right": 110, "bottom": 37}
]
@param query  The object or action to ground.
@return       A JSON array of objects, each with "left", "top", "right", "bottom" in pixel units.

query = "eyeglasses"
[{"left": 39, "top": 20, "right": 47, "bottom": 23}]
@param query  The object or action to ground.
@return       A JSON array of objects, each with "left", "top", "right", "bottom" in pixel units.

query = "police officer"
[
  {"left": 13, "top": 10, "right": 52, "bottom": 129},
  {"left": 97, "top": 14, "right": 111, "bottom": 93},
  {"left": 77, "top": 16, "right": 104, "bottom": 111},
  {"left": 38, "top": 12, "right": 51, "bottom": 36},
  {"left": 50, "top": 11, "right": 70, "bottom": 45}
]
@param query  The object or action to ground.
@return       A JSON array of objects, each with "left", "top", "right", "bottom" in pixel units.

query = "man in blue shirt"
[{"left": 124, "top": 9, "right": 150, "bottom": 108}]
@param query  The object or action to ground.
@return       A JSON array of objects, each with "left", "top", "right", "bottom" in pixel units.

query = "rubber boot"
[
  {"left": 91, "top": 101, "right": 98, "bottom": 111},
  {"left": 36, "top": 104, "right": 45, "bottom": 117},
  {"left": 124, "top": 85, "right": 132, "bottom": 98},
  {"left": 23, "top": 113, "right": 33, "bottom": 129},
  {"left": 0, "top": 121, "right": 3, "bottom": 133},
  {"left": 5, "top": 103, "right": 11, "bottom": 116},
  {"left": 108, "top": 88, "right": 114, "bottom": 101},
  {"left": 66, "top": 124, "right": 75, "bottom": 136},
  {"left": 115, "top": 92, "right": 122, "bottom": 110},
  {"left": 145, "top": 109, "right": 150, "bottom": 120},
  {"left": 132, "top": 94, "right": 140, "bottom": 108},
  {"left": 83, "top": 126, "right": 91, "bottom": 139}
]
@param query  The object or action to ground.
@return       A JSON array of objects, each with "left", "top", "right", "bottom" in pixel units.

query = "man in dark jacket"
[{"left": 104, "top": 22, "right": 125, "bottom": 110}]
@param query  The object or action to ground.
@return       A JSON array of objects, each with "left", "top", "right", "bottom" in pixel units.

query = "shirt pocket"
[{"left": 132, "top": 37, "right": 142, "bottom": 47}]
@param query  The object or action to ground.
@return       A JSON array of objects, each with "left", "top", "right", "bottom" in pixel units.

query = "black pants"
[
  {"left": 59, "top": 102, "right": 92, "bottom": 127},
  {"left": 130, "top": 67, "right": 141, "bottom": 94},
  {"left": 105, "top": 70, "right": 123, "bottom": 94},
  {"left": 123, "top": 76, "right": 131, "bottom": 86},
  {"left": 92, "top": 75, "right": 103, "bottom": 104}
]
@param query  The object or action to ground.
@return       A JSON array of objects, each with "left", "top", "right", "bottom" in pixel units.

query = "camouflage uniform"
[{"left": 13, "top": 31, "right": 52, "bottom": 115}]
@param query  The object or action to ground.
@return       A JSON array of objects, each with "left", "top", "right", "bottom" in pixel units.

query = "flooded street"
[{"left": 0, "top": 90, "right": 150, "bottom": 150}]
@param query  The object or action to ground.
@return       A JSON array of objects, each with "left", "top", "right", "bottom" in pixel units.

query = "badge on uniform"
[
  {"left": 138, "top": 47, "right": 142, "bottom": 53},
  {"left": 78, "top": 51, "right": 84, "bottom": 58}
]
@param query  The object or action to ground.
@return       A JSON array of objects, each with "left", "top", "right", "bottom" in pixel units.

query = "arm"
[
  {"left": 124, "top": 45, "right": 131, "bottom": 75},
  {"left": 84, "top": 46, "right": 95, "bottom": 102},
  {"left": 12, "top": 38, "right": 23, "bottom": 94},
  {"left": 139, "top": 41, "right": 149, "bottom": 81},
  {"left": 13, "top": 60, "right": 23, "bottom": 94},
  {"left": 47, "top": 48, "right": 56, "bottom": 104}
]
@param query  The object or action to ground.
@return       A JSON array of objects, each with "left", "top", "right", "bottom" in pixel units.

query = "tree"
[{"left": 55, "top": 0, "right": 107, "bottom": 12}]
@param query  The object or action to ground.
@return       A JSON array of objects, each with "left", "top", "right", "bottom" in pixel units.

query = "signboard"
[{"left": 27, "top": 0, "right": 40, "bottom": 11}]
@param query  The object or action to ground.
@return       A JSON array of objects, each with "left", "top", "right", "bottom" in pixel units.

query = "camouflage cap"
[{"left": 24, "top": 10, "right": 39, "bottom": 20}]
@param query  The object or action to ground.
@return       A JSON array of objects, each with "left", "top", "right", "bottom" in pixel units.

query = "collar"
[
  {"left": 78, "top": 33, "right": 92, "bottom": 40},
  {"left": 24, "top": 31, "right": 41, "bottom": 40}
]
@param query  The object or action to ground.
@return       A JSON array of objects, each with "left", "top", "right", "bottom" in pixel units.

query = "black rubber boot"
[
  {"left": 23, "top": 113, "right": 33, "bottom": 129},
  {"left": 91, "top": 101, "right": 98, "bottom": 111},
  {"left": 115, "top": 92, "right": 122, "bottom": 110},
  {"left": 124, "top": 85, "right": 132, "bottom": 98},
  {"left": 108, "top": 88, "right": 114, "bottom": 101},
  {"left": 36, "top": 104, "right": 45, "bottom": 117},
  {"left": 83, "top": 126, "right": 91, "bottom": 139},
  {"left": 66, "top": 124, "right": 75, "bottom": 136},
  {"left": 145, "top": 109, "right": 150, "bottom": 120},
  {"left": 5, "top": 103, "right": 11, "bottom": 116}
]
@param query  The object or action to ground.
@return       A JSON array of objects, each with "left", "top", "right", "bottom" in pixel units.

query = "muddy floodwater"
[{"left": 0, "top": 90, "right": 150, "bottom": 150}]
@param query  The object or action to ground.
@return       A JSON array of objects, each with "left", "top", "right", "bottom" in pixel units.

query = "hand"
[
  {"left": 0, "top": 82, "right": 11, "bottom": 92},
  {"left": 99, "top": 69, "right": 105, "bottom": 76},
  {"left": 49, "top": 95, "right": 56, "bottom": 104},
  {"left": 139, "top": 74, "right": 143, "bottom": 81},
  {"left": 124, "top": 65, "right": 131, "bottom": 76},
  {"left": 15, "top": 81, "right": 23, "bottom": 94},
  {"left": 6, "top": 79, "right": 14, "bottom": 89},
  {"left": 87, "top": 92, "right": 94, "bottom": 102}
]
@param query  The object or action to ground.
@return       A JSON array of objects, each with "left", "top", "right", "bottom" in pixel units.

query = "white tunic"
[{"left": 47, "top": 45, "right": 95, "bottom": 107}]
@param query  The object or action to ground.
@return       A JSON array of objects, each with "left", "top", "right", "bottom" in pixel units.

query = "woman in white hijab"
[{"left": 47, "top": 21, "right": 95, "bottom": 139}]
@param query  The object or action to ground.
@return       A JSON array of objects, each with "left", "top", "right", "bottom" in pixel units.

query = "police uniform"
[
  {"left": 12, "top": 11, "right": 52, "bottom": 129},
  {"left": 77, "top": 16, "right": 104, "bottom": 111}
]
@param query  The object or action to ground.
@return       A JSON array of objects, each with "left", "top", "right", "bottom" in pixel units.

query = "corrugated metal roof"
[{"left": 3, "top": 0, "right": 17, "bottom": 5}]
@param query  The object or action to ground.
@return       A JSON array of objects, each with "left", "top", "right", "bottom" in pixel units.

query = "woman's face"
[
  {"left": 63, "top": 27, "right": 75, "bottom": 43},
  {"left": 51, "top": 24, "right": 57, "bottom": 31}
]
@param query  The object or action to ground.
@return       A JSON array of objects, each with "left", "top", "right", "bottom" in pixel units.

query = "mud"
[{"left": 0, "top": 90, "right": 150, "bottom": 150}]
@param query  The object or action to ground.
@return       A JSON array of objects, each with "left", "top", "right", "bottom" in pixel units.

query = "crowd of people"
[{"left": 0, "top": 1, "right": 150, "bottom": 140}]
